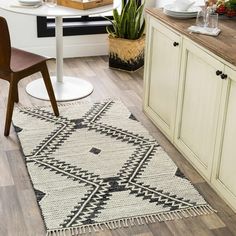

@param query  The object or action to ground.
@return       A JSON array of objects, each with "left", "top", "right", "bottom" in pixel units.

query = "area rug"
[{"left": 13, "top": 99, "right": 215, "bottom": 236}]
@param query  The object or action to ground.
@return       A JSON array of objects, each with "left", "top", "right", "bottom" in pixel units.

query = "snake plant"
[{"left": 106, "top": 0, "right": 145, "bottom": 40}]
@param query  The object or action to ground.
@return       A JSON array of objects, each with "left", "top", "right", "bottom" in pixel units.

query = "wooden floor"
[{"left": 0, "top": 56, "right": 236, "bottom": 236}]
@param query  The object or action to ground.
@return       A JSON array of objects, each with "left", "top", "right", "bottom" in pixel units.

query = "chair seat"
[
  {"left": 0, "top": 16, "right": 59, "bottom": 136},
  {"left": 11, "top": 48, "right": 48, "bottom": 72}
]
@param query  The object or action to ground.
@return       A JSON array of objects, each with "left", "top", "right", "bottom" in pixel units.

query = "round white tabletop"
[
  {"left": 0, "top": 0, "right": 120, "bottom": 101},
  {"left": 0, "top": 0, "right": 120, "bottom": 17}
]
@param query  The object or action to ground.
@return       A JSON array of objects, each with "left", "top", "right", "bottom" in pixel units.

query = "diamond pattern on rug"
[
  {"left": 89, "top": 147, "right": 101, "bottom": 155},
  {"left": 12, "top": 100, "right": 215, "bottom": 235},
  {"left": 27, "top": 160, "right": 95, "bottom": 229}
]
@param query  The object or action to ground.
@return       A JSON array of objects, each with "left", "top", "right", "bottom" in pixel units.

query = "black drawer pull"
[
  {"left": 173, "top": 42, "right": 179, "bottom": 47},
  {"left": 216, "top": 70, "right": 222, "bottom": 76},
  {"left": 221, "top": 74, "right": 228, "bottom": 80}
]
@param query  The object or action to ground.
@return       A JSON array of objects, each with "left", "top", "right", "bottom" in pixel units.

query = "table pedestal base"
[{"left": 26, "top": 76, "right": 93, "bottom": 102}]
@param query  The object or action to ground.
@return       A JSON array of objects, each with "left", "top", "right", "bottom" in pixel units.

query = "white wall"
[
  {"left": 0, "top": 1, "right": 157, "bottom": 58},
  {"left": 0, "top": 9, "right": 109, "bottom": 58}
]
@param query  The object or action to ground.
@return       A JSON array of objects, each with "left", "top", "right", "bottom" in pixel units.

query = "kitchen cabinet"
[
  {"left": 174, "top": 39, "right": 224, "bottom": 180},
  {"left": 212, "top": 66, "right": 236, "bottom": 211},
  {"left": 143, "top": 17, "right": 181, "bottom": 141},
  {"left": 144, "top": 9, "right": 236, "bottom": 211}
]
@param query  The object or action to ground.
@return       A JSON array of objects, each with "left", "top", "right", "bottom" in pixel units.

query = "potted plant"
[{"left": 106, "top": 0, "right": 146, "bottom": 72}]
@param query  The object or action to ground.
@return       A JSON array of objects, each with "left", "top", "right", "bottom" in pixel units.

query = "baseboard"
[{"left": 20, "top": 42, "right": 109, "bottom": 58}]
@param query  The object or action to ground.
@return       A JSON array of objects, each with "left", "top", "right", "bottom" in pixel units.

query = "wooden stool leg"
[
  {"left": 41, "top": 63, "right": 59, "bottom": 116},
  {"left": 4, "top": 78, "right": 17, "bottom": 136}
]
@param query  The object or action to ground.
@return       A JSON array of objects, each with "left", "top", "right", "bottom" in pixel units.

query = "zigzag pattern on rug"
[{"left": 13, "top": 100, "right": 216, "bottom": 236}]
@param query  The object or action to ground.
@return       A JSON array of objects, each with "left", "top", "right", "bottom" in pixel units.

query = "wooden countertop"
[{"left": 146, "top": 8, "right": 236, "bottom": 67}]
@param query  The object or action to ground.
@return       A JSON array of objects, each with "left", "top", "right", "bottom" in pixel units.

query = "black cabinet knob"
[
  {"left": 173, "top": 42, "right": 179, "bottom": 47},
  {"left": 216, "top": 70, "right": 222, "bottom": 76},
  {"left": 221, "top": 74, "right": 228, "bottom": 80}
]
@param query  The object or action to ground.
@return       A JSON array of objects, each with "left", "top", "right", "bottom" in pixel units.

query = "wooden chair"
[{"left": 0, "top": 16, "right": 59, "bottom": 136}]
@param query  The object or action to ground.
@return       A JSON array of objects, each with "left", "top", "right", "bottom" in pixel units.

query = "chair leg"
[
  {"left": 41, "top": 63, "right": 59, "bottom": 117},
  {"left": 4, "top": 79, "right": 17, "bottom": 136},
  {"left": 15, "top": 83, "right": 19, "bottom": 103}
]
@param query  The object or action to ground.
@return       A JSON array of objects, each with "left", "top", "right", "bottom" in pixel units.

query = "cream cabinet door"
[
  {"left": 143, "top": 17, "right": 181, "bottom": 141},
  {"left": 174, "top": 39, "right": 224, "bottom": 180},
  {"left": 212, "top": 65, "right": 236, "bottom": 211}
]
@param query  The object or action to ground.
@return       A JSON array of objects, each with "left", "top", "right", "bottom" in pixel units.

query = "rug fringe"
[{"left": 46, "top": 205, "right": 216, "bottom": 235}]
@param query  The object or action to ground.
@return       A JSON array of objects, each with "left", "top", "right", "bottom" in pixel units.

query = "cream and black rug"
[{"left": 13, "top": 99, "right": 215, "bottom": 236}]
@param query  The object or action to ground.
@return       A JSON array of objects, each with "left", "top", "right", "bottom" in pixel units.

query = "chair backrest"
[{"left": 0, "top": 17, "right": 11, "bottom": 73}]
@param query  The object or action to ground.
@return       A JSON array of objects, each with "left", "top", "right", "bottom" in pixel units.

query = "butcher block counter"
[
  {"left": 143, "top": 8, "right": 236, "bottom": 212},
  {"left": 146, "top": 8, "right": 236, "bottom": 66}
]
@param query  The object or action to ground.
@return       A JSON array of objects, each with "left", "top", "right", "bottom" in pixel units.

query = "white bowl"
[
  {"left": 19, "top": 0, "right": 42, "bottom": 6},
  {"left": 173, "top": 0, "right": 195, "bottom": 11}
]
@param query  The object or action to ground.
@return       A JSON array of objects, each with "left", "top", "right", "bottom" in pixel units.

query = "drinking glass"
[
  {"left": 208, "top": 12, "right": 218, "bottom": 29},
  {"left": 196, "top": 8, "right": 209, "bottom": 27},
  {"left": 45, "top": 0, "right": 57, "bottom": 7}
]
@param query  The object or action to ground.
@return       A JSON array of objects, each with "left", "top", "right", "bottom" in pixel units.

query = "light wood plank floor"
[{"left": 0, "top": 56, "right": 236, "bottom": 236}]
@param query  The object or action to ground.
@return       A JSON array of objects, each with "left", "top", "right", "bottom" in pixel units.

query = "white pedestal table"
[{"left": 0, "top": 0, "right": 120, "bottom": 101}]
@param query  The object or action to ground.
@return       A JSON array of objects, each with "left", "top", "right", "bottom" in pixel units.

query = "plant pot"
[{"left": 108, "top": 36, "right": 145, "bottom": 72}]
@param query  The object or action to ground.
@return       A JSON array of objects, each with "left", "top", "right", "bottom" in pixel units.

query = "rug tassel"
[
  {"left": 108, "top": 221, "right": 113, "bottom": 229},
  {"left": 139, "top": 216, "right": 144, "bottom": 225},
  {"left": 147, "top": 215, "right": 152, "bottom": 223},
  {"left": 207, "top": 205, "right": 217, "bottom": 213},
  {"left": 106, "top": 222, "right": 111, "bottom": 230},
  {"left": 71, "top": 228, "right": 76, "bottom": 236},
  {"left": 124, "top": 218, "right": 129, "bottom": 227},
  {"left": 176, "top": 210, "right": 183, "bottom": 219},
  {"left": 136, "top": 217, "right": 141, "bottom": 225},
  {"left": 78, "top": 226, "right": 82, "bottom": 234},
  {"left": 110, "top": 221, "right": 115, "bottom": 229},
  {"left": 151, "top": 214, "right": 157, "bottom": 222},
  {"left": 92, "top": 224, "right": 99, "bottom": 232},
  {"left": 118, "top": 219, "right": 122, "bottom": 228},
  {"left": 45, "top": 205, "right": 216, "bottom": 236},
  {"left": 98, "top": 223, "right": 104, "bottom": 231},
  {"left": 114, "top": 221, "right": 118, "bottom": 229},
  {"left": 162, "top": 213, "right": 169, "bottom": 221},
  {"left": 115, "top": 220, "right": 119, "bottom": 228},
  {"left": 130, "top": 218, "right": 135, "bottom": 226},
  {"left": 144, "top": 216, "right": 149, "bottom": 224},
  {"left": 88, "top": 225, "right": 92, "bottom": 233},
  {"left": 191, "top": 208, "right": 197, "bottom": 216},
  {"left": 64, "top": 229, "right": 67, "bottom": 236},
  {"left": 75, "top": 227, "right": 79, "bottom": 236},
  {"left": 194, "top": 206, "right": 201, "bottom": 215},
  {"left": 82, "top": 225, "right": 85, "bottom": 234},
  {"left": 199, "top": 205, "right": 206, "bottom": 214},
  {"left": 111, "top": 221, "right": 116, "bottom": 229},
  {"left": 166, "top": 212, "right": 171, "bottom": 221}
]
